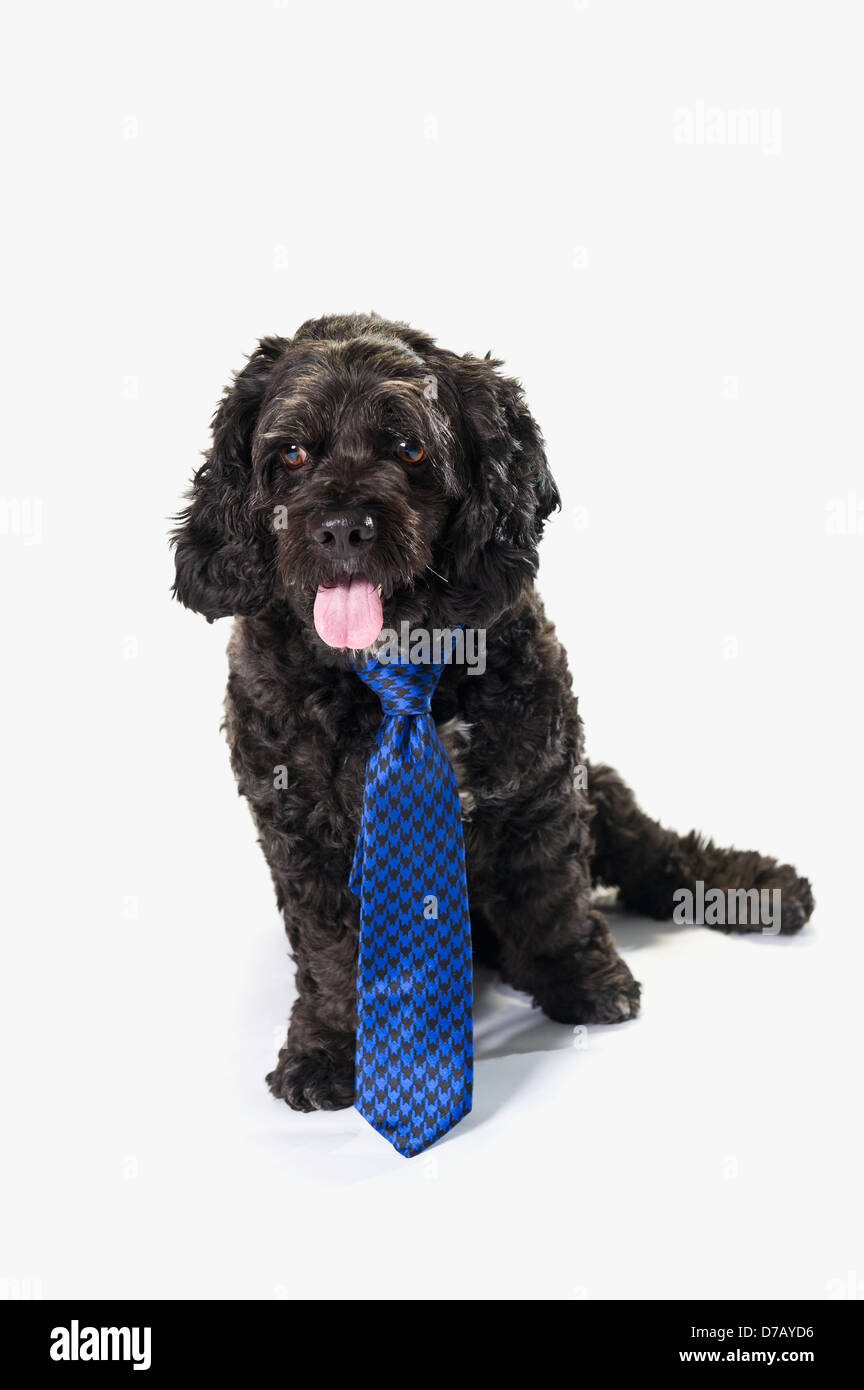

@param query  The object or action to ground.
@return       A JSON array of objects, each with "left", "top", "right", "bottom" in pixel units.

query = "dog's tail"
[{"left": 586, "top": 762, "right": 814, "bottom": 935}]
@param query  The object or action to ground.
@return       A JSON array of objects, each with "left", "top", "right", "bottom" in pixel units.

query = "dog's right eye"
[
  {"left": 280, "top": 444, "right": 308, "bottom": 469},
  {"left": 395, "top": 440, "right": 425, "bottom": 465}
]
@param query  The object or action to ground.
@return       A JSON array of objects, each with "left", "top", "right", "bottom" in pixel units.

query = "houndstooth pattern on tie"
[{"left": 349, "top": 645, "right": 474, "bottom": 1156}]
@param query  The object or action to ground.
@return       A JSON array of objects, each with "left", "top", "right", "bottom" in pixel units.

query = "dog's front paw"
[
  {"left": 536, "top": 955, "right": 642, "bottom": 1027},
  {"left": 266, "top": 1047, "right": 355, "bottom": 1112}
]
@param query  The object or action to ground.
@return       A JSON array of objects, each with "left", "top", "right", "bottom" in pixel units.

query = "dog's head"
[{"left": 172, "top": 314, "right": 559, "bottom": 650}]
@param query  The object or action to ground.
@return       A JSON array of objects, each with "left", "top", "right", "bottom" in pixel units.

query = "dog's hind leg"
[
  {"left": 453, "top": 600, "right": 641, "bottom": 1025},
  {"left": 587, "top": 762, "right": 814, "bottom": 934},
  {"left": 466, "top": 791, "right": 642, "bottom": 1026}
]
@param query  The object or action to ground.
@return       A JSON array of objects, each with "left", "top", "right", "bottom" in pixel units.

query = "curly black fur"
[{"left": 172, "top": 312, "right": 814, "bottom": 1113}]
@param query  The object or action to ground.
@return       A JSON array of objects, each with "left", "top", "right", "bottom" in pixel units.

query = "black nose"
[{"left": 310, "top": 510, "right": 376, "bottom": 557}]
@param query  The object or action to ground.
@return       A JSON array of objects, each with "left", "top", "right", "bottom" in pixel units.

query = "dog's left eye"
[
  {"left": 280, "top": 444, "right": 308, "bottom": 469},
  {"left": 395, "top": 440, "right": 425, "bottom": 464}
]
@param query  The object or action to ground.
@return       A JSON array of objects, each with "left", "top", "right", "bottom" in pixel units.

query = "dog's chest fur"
[{"left": 436, "top": 716, "right": 475, "bottom": 819}]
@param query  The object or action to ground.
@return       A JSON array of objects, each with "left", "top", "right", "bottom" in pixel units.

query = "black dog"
[{"left": 172, "top": 312, "right": 814, "bottom": 1114}]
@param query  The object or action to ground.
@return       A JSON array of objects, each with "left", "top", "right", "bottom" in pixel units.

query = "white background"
[{"left": 2, "top": 0, "right": 862, "bottom": 1300}]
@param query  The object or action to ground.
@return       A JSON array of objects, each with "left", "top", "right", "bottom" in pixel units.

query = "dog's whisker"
[{"left": 426, "top": 566, "right": 449, "bottom": 584}]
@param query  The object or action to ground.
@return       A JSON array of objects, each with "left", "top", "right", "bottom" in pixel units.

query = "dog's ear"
[
  {"left": 441, "top": 352, "right": 561, "bottom": 615},
  {"left": 172, "top": 338, "right": 286, "bottom": 621}
]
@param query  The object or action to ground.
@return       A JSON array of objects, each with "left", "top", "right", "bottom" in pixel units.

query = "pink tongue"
[{"left": 313, "top": 576, "right": 383, "bottom": 649}]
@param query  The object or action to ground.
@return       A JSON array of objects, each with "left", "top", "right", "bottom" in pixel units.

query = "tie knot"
[{"left": 353, "top": 655, "right": 444, "bottom": 715}]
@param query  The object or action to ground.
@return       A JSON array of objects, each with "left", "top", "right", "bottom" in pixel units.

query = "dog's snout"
[{"left": 310, "top": 511, "right": 376, "bottom": 557}]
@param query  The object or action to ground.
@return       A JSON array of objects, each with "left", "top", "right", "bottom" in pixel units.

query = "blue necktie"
[{"left": 350, "top": 647, "right": 474, "bottom": 1156}]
